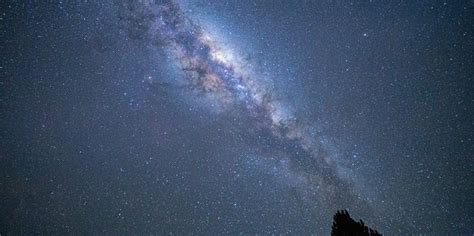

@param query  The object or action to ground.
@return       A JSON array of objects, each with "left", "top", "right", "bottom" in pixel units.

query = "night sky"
[{"left": 1, "top": 0, "right": 473, "bottom": 234}]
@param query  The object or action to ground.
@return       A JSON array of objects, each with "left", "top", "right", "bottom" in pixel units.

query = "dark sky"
[{"left": 1, "top": 0, "right": 473, "bottom": 234}]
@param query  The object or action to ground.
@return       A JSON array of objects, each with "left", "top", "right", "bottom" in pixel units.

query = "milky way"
[
  {"left": 117, "top": 0, "right": 372, "bottom": 218},
  {"left": 4, "top": 0, "right": 472, "bottom": 234}
]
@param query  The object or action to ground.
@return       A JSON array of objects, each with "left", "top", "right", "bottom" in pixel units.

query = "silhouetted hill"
[{"left": 331, "top": 210, "right": 381, "bottom": 235}]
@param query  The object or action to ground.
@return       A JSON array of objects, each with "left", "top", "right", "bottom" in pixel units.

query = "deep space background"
[{"left": 1, "top": 0, "right": 473, "bottom": 234}]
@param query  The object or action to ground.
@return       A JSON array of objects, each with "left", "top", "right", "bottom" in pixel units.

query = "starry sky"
[{"left": 1, "top": 0, "right": 473, "bottom": 234}]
